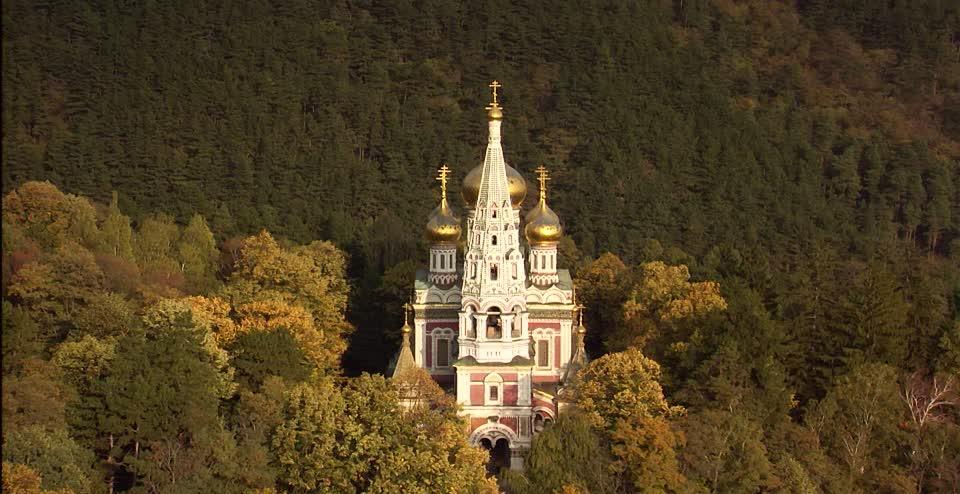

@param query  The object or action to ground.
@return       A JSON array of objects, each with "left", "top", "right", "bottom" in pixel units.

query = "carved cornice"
[
  {"left": 528, "top": 310, "right": 575, "bottom": 319},
  {"left": 415, "top": 308, "right": 460, "bottom": 319}
]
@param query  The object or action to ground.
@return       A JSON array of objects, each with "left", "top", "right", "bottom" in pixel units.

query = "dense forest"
[{"left": 2, "top": 0, "right": 959, "bottom": 493}]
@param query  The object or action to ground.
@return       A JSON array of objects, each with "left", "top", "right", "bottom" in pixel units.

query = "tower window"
[
  {"left": 491, "top": 235, "right": 497, "bottom": 245},
  {"left": 437, "top": 338, "right": 449, "bottom": 367},
  {"left": 484, "top": 373, "right": 503, "bottom": 405},
  {"left": 492, "top": 210, "right": 497, "bottom": 218},
  {"left": 537, "top": 340, "right": 550, "bottom": 368},
  {"left": 440, "top": 255, "right": 445, "bottom": 269},
  {"left": 490, "top": 265, "right": 498, "bottom": 280},
  {"left": 512, "top": 262, "right": 518, "bottom": 279}
]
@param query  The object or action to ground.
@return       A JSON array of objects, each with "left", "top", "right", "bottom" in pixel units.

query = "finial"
[
  {"left": 436, "top": 164, "right": 451, "bottom": 200},
  {"left": 488, "top": 80, "right": 501, "bottom": 106},
  {"left": 402, "top": 302, "right": 413, "bottom": 333},
  {"left": 486, "top": 80, "right": 504, "bottom": 120},
  {"left": 535, "top": 165, "right": 551, "bottom": 202},
  {"left": 575, "top": 304, "right": 586, "bottom": 334}
]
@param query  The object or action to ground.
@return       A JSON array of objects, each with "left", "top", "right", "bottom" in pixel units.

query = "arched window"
[
  {"left": 532, "top": 328, "right": 553, "bottom": 369},
  {"left": 433, "top": 328, "right": 454, "bottom": 368},
  {"left": 491, "top": 235, "right": 497, "bottom": 245},
  {"left": 490, "top": 264, "right": 498, "bottom": 280},
  {"left": 512, "top": 262, "right": 518, "bottom": 279},
  {"left": 486, "top": 308, "right": 502, "bottom": 339},
  {"left": 440, "top": 255, "right": 445, "bottom": 269},
  {"left": 492, "top": 210, "right": 497, "bottom": 218},
  {"left": 484, "top": 373, "right": 504, "bottom": 406}
]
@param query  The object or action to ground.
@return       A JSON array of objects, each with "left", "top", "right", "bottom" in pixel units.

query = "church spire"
[
  {"left": 391, "top": 302, "right": 417, "bottom": 378},
  {"left": 458, "top": 81, "right": 530, "bottom": 362}
]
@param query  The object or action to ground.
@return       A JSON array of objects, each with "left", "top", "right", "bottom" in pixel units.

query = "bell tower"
[{"left": 458, "top": 81, "right": 530, "bottom": 363}]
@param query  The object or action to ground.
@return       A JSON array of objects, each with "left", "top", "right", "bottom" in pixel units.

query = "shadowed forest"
[{"left": 2, "top": 0, "right": 959, "bottom": 493}]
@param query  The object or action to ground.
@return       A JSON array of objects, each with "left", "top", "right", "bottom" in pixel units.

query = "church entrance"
[{"left": 479, "top": 437, "right": 511, "bottom": 474}]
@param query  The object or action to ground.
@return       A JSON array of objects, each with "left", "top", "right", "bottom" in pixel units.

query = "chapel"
[{"left": 392, "top": 81, "right": 587, "bottom": 471}]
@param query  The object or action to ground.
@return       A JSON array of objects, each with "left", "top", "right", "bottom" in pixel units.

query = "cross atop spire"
[
  {"left": 575, "top": 303, "right": 586, "bottom": 330},
  {"left": 488, "top": 80, "right": 502, "bottom": 106},
  {"left": 436, "top": 164, "right": 451, "bottom": 199},
  {"left": 535, "top": 165, "right": 551, "bottom": 202},
  {"left": 402, "top": 302, "right": 413, "bottom": 333}
]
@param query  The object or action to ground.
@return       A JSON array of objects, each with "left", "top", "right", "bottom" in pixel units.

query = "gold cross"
[
  {"left": 575, "top": 303, "right": 585, "bottom": 326},
  {"left": 535, "top": 165, "right": 551, "bottom": 201},
  {"left": 488, "top": 80, "right": 502, "bottom": 107},
  {"left": 436, "top": 164, "right": 451, "bottom": 198},
  {"left": 403, "top": 302, "right": 413, "bottom": 325}
]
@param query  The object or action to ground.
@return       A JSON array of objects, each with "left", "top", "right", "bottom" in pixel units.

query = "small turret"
[
  {"left": 525, "top": 166, "right": 563, "bottom": 286},
  {"left": 426, "top": 164, "right": 460, "bottom": 285}
]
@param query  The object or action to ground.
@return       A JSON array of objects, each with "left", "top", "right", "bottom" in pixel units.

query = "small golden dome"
[
  {"left": 425, "top": 197, "right": 461, "bottom": 244},
  {"left": 524, "top": 198, "right": 563, "bottom": 244},
  {"left": 487, "top": 105, "right": 503, "bottom": 121},
  {"left": 461, "top": 164, "right": 527, "bottom": 208}
]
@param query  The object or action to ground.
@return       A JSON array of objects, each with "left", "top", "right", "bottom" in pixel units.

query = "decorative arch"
[
  {"left": 545, "top": 293, "right": 564, "bottom": 303},
  {"left": 469, "top": 422, "right": 519, "bottom": 446},
  {"left": 532, "top": 406, "right": 556, "bottom": 421}
]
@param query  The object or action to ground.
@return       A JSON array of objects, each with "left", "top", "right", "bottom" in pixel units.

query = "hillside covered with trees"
[{"left": 2, "top": 0, "right": 959, "bottom": 492}]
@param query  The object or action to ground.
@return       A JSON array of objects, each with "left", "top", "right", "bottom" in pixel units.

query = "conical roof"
[{"left": 391, "top": 312, "right": 417, "bottom": 379}]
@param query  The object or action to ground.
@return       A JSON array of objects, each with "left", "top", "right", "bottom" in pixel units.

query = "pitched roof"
[{"left": 391, "top": 325, "right": 417, "bottom": 379}]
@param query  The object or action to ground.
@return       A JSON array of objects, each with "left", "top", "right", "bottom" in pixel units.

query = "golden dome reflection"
[
  {"left": 426, "top": 165, "right": 461, "bottom": 244},
  {"left": 461, "top": 164, "right": 527, "bottom": 208},
  {"left": 524, "top": 165, "right": 562, "bottom": 244},
  {"left": 524, "top": 199, "right": 562, "bottom": 244}
]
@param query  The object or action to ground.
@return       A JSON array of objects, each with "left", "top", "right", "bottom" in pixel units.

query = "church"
[{"left": 392, "top": 81, "right": 587, "bottom": 471}]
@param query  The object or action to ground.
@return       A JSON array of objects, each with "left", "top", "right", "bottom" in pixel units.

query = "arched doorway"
[
  {"left": 478, "top": 438, "right": 511, "bottom": 474},
  {"left": 470, "top": 423, "right": 520, "bottom": 474}
]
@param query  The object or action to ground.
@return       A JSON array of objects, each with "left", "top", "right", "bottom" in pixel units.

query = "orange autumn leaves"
[{"left": 163, "top": 231, "right": 351, "bottom": 374}]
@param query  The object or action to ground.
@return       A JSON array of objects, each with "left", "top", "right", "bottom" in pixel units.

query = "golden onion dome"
[
  {"left": 524, "top": 198, "right": 563, "bottom": 244},
  {"left": 425, "top": 197, "right": 461, "bottom": 244},
  {"left": 461, "top": 164, "right": 527, "bottom": 208}
]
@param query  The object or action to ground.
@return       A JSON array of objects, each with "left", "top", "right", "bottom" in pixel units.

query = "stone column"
[
  {"left": 501, "top": 314, "right": 514, "bottom": 341},
  {"left": 474, "top": 314, "right": 486, "bottom": 342}
]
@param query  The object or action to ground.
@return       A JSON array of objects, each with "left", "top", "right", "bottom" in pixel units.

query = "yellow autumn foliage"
[
  {"left": 613, "top": 261, "right": 726, "bottom": 351},
  {"left": 236, "top": 298, "right": 346, "bottom": 371}
]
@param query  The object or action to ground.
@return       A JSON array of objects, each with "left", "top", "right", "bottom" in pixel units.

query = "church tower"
[
  {"left": 407, "top": 81, "right": 579, "bottom": 473},
  {"left": 457, "top": 81, "right": 531, "bottom": 364}
]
